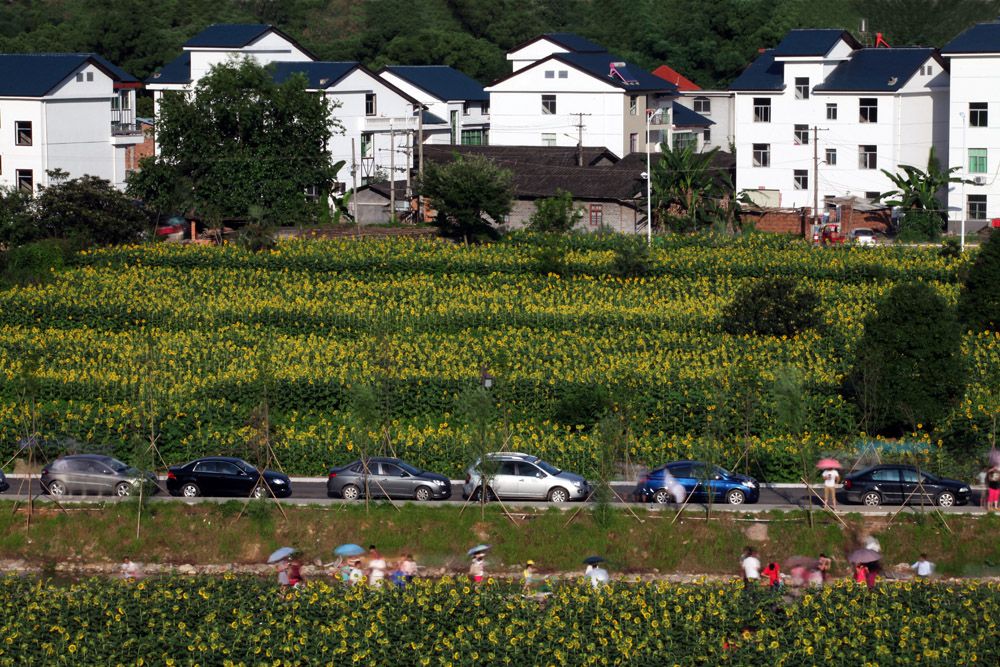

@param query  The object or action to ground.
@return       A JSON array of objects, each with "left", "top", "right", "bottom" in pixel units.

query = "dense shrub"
[
  {"left": 720, "top": 277, "right": 821, "bottom": 337},
  {"left": 958, "top": 230, "right": 1000, "bottom": 331},
  {"left": 0, "top": 239, "right": 72, "bottom": 285},
  {"left": 897, "top": 210, "right": 943, "bottom": 242},
  {"left": 608, "top": 236, "right": 652, "bottom": 277}
]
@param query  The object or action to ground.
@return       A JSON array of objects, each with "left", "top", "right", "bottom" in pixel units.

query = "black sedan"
[
  {"left": 167, "top": 457, "right": 291, "bottom": 498},
  {"left": 841, "top": 464, "right": 971, "bottom": 507},
  {"left": 327, "top": 457, "right": 451, "bottom": 501},
  {"left": 0, "top": 469, "right": 8, "bottom": 493}
]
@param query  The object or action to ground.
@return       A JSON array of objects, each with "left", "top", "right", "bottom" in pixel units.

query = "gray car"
[
  {"left": 41, "top": 454, "right": 158, "bottom": 497},
  {"left": 462, "top": 452, "right": 591, "bottom": 502},
  {"left": 326, "top": 457, "right": 451, "bottom": 501}
]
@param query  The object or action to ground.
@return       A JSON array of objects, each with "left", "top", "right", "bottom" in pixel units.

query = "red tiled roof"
[{"left": 651, "top": 65, "right": 700, "bottom": 91}]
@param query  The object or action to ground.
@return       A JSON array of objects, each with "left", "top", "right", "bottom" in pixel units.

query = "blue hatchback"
[{"left": 633, "top": 460, "right": 760, "bottom": 505}]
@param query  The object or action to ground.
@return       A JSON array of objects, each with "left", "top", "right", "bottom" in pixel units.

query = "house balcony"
[
  {"left": 110, "top": 109, "right": 144, "bottom": 145},
  {"left": 363, "top": 115, "right": 419, "bottom": 132}
]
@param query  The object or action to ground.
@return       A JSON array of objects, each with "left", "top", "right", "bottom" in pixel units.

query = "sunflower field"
[
  {"left": 0, "top": 575, "right": 996, "bottom": 665},
  {"left": 0, "top": 235, "right": 995, "bottom": 479}
]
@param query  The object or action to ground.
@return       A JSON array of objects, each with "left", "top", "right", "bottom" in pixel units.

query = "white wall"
[
  {"left": 0, "top": 99, "right": 45, "bottom": 191},
  {"left": 507, "top": 38, "right": 570, "bottom": 72},
  {"left": 188, "top": 32, "right": 311, "bottom": 82},
  {"left": 677, "top": 91, "right": 734, "bottom": 151},
  {"left": 377, "top": 71, "right": 490, "bottom": 145}
]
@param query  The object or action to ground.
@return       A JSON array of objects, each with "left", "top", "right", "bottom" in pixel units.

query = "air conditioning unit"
[{"left": 973, "top": 176, "right": 986, "bottom": 185}]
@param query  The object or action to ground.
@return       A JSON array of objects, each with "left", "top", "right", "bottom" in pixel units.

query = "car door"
[
  {"left": 377, "top": 462, "right": 408, "bottom": 498},
  {"left": 517, "top": 462, "right": 549, "bottom": 499},
  {"left": 59, "top": 459, "right": 88, "bottom": 494},
  {"left": 191, "top": 461, "right": 220, "bottom": 495},
  {"left": 92, "top": 462, "right": 118, "bottom": 495},
  {"left": 899, "top": 468, "right": 933, "bottom": 505},
  {"left": 489, "top": 461, "right": 519, "bottom": 498},
  {"left": 217, "top": 461, "right": 253, "bottom": 496},
  {"left": 869, "top": 468, "right": 903, "bottom": 503},
  {"left": 77, "top": 460, "right": 108, "bottom": 495},
  {"left": 668, "top": 464, "right": 698, "bottom": 499}
]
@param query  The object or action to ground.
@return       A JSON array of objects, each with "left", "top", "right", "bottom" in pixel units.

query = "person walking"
[
  {"left": 762, "top": 562, "right": 781, "bottom": 588},
  {"left": 399, "top": 552, "right": 418, "bottom": 583},
  {"left": 367, "top": 547, "right": 387, "bottom": 588},
  {"left": 911, "top": 553, "right": 934, "bottom": 579},
  {"left": 822, "top": 467, "right": 840, "bottom": 510},
  {"left": 987, "top": 465, "right": 1000, "bottom": 512},
  {"left": 469, "top": 552, "right": 486, "bottom": 584},
  {"left": 853, "top": 563, "right": 868, "bottom": 586},
  {"left": 741, "top": 548, "right": 761, "bottom": 587}
]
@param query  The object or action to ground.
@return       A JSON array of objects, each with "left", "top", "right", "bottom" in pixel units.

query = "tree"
[
  {"left": 879, "top": 147, "right": 964, "bottom": 241},
  {"left": 527, "top": 190, "right": 582, "bottom": 233},
  {"left": 0, "top": 186, "right": 34, "bottom": 247},
  {"left": 650, "top": 143, "right": 731, "bottom": 232},
  {"left": 33, "top": 172, "right": 149, "bottom": 245},
  {"left": 958, "top": 230, "right": 1000, "bottom": 332},
  {"left": 845, "top": 282, "right": 966, "bottom": 436},
  {"left": 135, "top": 58, "right": 342, "bottom": 226},
  {"left": 720, "top": 277, "right": 821, "bottom": 337},
  {"left": 369, "top": 29, "right": 507, "bottom": 83},
  {"left": 421, "top": 154, "right": 514, "bottom": 241}
]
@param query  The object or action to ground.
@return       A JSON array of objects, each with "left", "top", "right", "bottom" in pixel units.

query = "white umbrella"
[
  {"left": 467, "top": 544, "right": 490, "bottom": 556},
  {"left": 267, "top": 547, "right": 296, "bottom": 564}
]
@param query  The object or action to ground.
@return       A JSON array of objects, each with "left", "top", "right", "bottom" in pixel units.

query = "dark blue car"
[{"left": 633, "top": 460, "right": 760, "bottom": 505}]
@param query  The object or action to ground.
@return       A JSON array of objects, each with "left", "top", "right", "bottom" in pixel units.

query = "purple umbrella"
[{"left": 848, "top": 548, "right": 882, "bottom": 565}]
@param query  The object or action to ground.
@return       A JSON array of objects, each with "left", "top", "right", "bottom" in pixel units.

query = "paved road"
[{"left": 0, "top": 477, "right": 986, "bottom": 514}]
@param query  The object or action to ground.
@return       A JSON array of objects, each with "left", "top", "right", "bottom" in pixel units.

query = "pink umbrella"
[{"left": 816, "top": 458, "right": 842, "bottom": 470}]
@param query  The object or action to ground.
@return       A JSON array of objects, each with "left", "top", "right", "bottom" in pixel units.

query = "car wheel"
[
  {"left": 115, "top": 482, "right": 133, "bottom": 497},
  {"left": 341, "top": 484, "right": 361, "bottom": 501},
  {"left": 471, "top": 486, "right": 496, "bottom": 502},
  {"left": 414, "top": 486, "right": 432, "bottom": 501},
  {"left": 547, "top": 487, "right": 569, "bottom": 503},
  {"left": 936, "top": 491, "right": 956, "bottom": 507},
  {"left": 652, "top": 489, "right": 672, "bottom": 504},
  {"left": 181, "top": 483, "right": 200, "bottom": 498},
  {"left": 862, "top": 491, "right": 882, "bottom": 506},
  {"left": 726, "top": 489, "right": 746, "bottom": 505},
  {"left": 47, "top": 480, "right": 67, "bottom": 496},
  {"left": 252, "top": 485, "right": 269, "bottom": 499}
]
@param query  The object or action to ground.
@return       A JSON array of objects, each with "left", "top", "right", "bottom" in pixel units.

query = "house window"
[
  {"left": 541, "top": 133, "right": 556, "bottom": 147},
  {"left": 76, "top": 73, "right": 83, "bottom": 82},
  {"left": 674, "top": 132, "right": 696, "bottom": 150},
  {"left": 752, "top": 143, "right": 770, "bottom": 167},
  {"left": 859, "top": 145, "right": 877, "bottom": 169},
  {"left": 86, "top": 72, "right": 93, "bottom": 82},
  {"left": 703, "top": 128, "right": 711, "bottom": 142},
  {"left": 970, "top": 102, "right": 988, "bottom": 127},
  {"left": 968, "top": 194, "right": 987, "bottom": 220},
  {"left": 545, "top": 70, "right": 555, "bottom": 79},
  {"left": 753, "top": 98, "right": 771, "bottom": 123},
  {"left": 481, "top": 101, "right": 490, "bottom": 115},
  {"left": 969, "top": 148, "right": 988, "bottom": 173},
  {"left": 794, "top": 77, "right": 810, "bottom": 100},
  {"left": 859, "top": 97, "right": 878, "bottom": 123},
  {"left": 461, "top": 129, "right": 485, "bottom": 146},
  {"left": 826, "top": 103, "right": 838, "bottom": 120},
  {"left": 693, "top": 97, "right": 711, "bottom": 114},
  {"left": 926, "top": 65, "right": 932, "bottom": 75},
  {"left": 629, "top": 132, "right": 638, "bottom": 153},
  {"left": 450, "top": 110, "right": 458, "bottom": 144},
  {"left": 865, "top": 191, "right": 881, "bottom": 201},
  {"left": 365, "top": 93, "right": 376, "bottom": 116},
  {"left": 825, "top": 148, "right": 837, "bottom": 166},
  {"left": 304, "top": 185, "right": 320, "bottom": 202},
  {"left": 589, "top": 204, "right": 603, "bottom": 227},
  {"left": 15, "top": 121, "right": 32, "bottom": 146},
  {"left": 16, "top": 169, "right": 32, "bottom": 193},
  {"left": 558, "top": 70, "right": 568, "bottom": 78},
  {"left": 462, "top": 102, "right": 471, "bottom": 116},
  {"left": 793, "top": 169, "right": 808, "bottom": 190},
  {"left": 629, "top": 95, "right": 638, "bottom": 116},
  {"left": 542, "top": 94, "right": 556, "bottom": 115},
  {"left": 794, "top": 124, "right": 809, "bottom": 145},
  {"left": 360, "top": 132, "right": 373, "bottom": 158}
]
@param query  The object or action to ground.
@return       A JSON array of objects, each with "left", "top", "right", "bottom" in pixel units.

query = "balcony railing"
[{"left": 111, "top": 121, "right": 143, "bottom": 136}]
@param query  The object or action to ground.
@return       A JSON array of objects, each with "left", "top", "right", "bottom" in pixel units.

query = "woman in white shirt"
[{"left": 822, "top": 468, "right": 840, "bottom": 510}]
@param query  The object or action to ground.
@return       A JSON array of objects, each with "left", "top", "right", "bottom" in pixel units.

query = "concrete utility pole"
[
  {"left": 389, "top": 124, "right": 395, "bottom": 221},
  {"left": 812, "top": 126, "right": 828, "bottom": 224},
  {"left": 572, "top": 112, "right": 590, "bottom": 166},
  {"left": 351, "top": 138, "right": 358, "bottom": 221},
  {"left": 417, "top": 104, "right": 425, "bottom": 222},
  {"left": 404, "top": 130, "right": 412, "bottom": 221}
]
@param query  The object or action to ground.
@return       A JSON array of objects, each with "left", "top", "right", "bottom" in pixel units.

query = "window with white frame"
[
  {"left": 542, "top": 94, "right": 556, "bottom": 115},
  {"left": 360, "top": 132, "right": 373, "bottom": 158},
  {"left": 693, "top": 97, "right": 711, "bottom": 114},
  {"left": 826, "top": 103, "right": 838, "bottom": 120},
  {"left": 481, "top": 101, "right": 490, "bottom": 115},
  {"left": 970, "top": 102, "right": 988, "bottom": 127},
  {"left": 365, "top": 93, "right": 376, "bottom": 116},
  {"left": 629, "top": 132, "right": 638, "bottom": 153},
  {"left": 15, "top": 121, "right": 31, "bottom": 146},
  {"left": 461, "top": 129, "right": 486, "bottom": 146},
  {"left": 969, "top": 148, "right": 987, "bottom": 173},
  {"left": 794, "top": 124, "right": 809, "bottom": 145},
  {"left": 541, "top": 133, "right": 556, "bottom": 146},
  {"left": 859, "top": 97, "right": 878, "bottom": 123},
  {"left": 462, "top": 102, "right": 471, "bottom": 116},
  {"left": 752, "top": 143, "right": 770, "bottom": 167},
  {"left": 967, "top": 194, "right": 987, "bottom": 220},
  {"left": 825, "top": 148, "right": 837, "bottom": 166},
  {"left": 703, "top": 128, "right": 711, "bottom": 142},
  {"left": 794, "top": 77, "right": 810, "bottom": 100},
  {"left": 16, "top": 169, "right": 32, "bottom": 193},
  {"left": 753, "top": 98, "right": 771, "bottom": 122},
  {"left": 859, "top": 145, "right": 877, "bottom": 169},
  {"left": 793, "top": 169, "right": 808, "bottom": 190}
]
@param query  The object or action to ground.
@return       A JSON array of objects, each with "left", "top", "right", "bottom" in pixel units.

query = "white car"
[
  {"left": 849, "top": 228, "right": 878, "bottom": 246},
  {"left": 462, "top": 452, "right": 591, "bottom": 502}
]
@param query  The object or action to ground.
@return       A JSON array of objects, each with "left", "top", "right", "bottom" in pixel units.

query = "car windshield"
[
  {"left": 537, "top": 460, "right": 561, "bottom": 476},
  {"left": 398, "top": 461, "right": 422, "bottom": 476},
  {"left": 108, "top": 459, "right": 129, "bottom": 473},
  {"left": 236, "top": 460, "right": 258, "bottom": 475},
  {"left": 714, "top": 466, "right": 732, "bottom": 477}
]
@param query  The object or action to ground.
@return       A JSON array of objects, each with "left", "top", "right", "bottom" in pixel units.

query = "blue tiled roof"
[
  {"left": 184, "top": 24, "right": 272, "bottom": 48},
  {"left": 147, "top": 51, "right": 190, "bottom": 84},
  {"left": 773, "top": 29, "right": 856, "bottom": 57},
  {"left": 942, "top": 22, "right": 1000, "bottom": 54},
  {"left": 543, "top": 33, "right": 607, "bottom": 53},
  {"left": 728, "top": 50, "right": 784, "bottom": 91},
  {"left": 269, "top": 61, "right": 358, "bottom": 88},
  {"left": 814, "top": 48, "right": 936, "bottom": 92},
  {"left": 672, "top": 102, "right": 714, "bottom": 127},
  {"left": 88, "top": 54, "right": 139, "bottom": 83},
  {"left": 382, "top": 65, "right": 488, "bottom": 101},
  {"left": 421, "top": 110, "right": 447, "bottom": 125},
  {"left": 554, "top": 52, "right": 676, "bottom": 92},
  {"left": 0, "top": 53, "right": 132, "bottom": 96}
]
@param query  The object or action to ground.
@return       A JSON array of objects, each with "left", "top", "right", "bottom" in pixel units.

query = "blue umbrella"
[
  {"left": 334, "top": 543, "right": 366, "bottom": 557},
  {"left": 467, "top": 544, "right": 490, "bottom": 557},
  {"left": 267, "top": 547, "right": 296, "bottom": 564}
]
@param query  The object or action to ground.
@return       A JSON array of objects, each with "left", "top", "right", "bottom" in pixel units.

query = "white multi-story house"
[
  {"left": 486, "top": 33, "right": 679, "bottom": 158},
  {"left": 0, "top": 53, "right": 143, "bottom": 192},
  {"left": 653, "top": 64, "right": 735, "bottom": 152},
  {"left": 731, "top": 29, "right": 948, "bottom": 211},
  {"left": 942, "top": 22, "right": 1000, "bottom": 233},
  {"left": 377, "top": 66, "right": 489, "bottom": 146},
  {"left": 146, "top": 24, "right": 438, "bottom": 191}
]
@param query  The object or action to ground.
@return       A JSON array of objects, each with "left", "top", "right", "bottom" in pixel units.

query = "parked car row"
[{"left": 1, "top": 453, "right": 971, "bottom": 508}]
